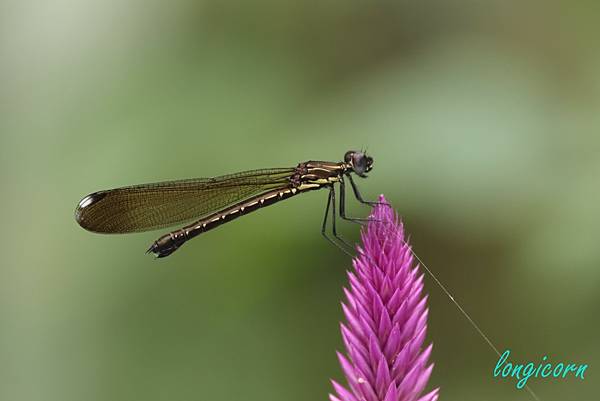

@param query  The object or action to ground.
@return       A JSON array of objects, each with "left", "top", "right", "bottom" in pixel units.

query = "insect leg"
[{"left": 321, "top": 185, "right": 354, "bottom": 256}]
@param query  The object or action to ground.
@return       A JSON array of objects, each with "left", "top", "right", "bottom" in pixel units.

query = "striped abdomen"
[{"left": 147, "top": 186, "right": 308, "bottom": 257}]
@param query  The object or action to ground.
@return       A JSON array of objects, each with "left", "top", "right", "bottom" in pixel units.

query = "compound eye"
[
  {"left": 365, "top": 156, "right": 373, "bottom": 171},
  {"left": 344, "top": 150, "right": 355, "bottom": 163},
  {"left": 352, "top": 152, "right": 367, "bottom": 175}
]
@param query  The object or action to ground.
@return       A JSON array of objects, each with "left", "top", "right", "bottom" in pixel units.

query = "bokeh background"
[{"left": 1, "top": 1, "right": 599, "bottom": 400}]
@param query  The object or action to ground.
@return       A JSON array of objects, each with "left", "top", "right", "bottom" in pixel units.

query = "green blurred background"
[{"left": 1, "top": 1, "right": 599, "bottom": 400}]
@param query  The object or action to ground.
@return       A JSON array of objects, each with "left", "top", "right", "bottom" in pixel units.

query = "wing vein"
[{"left": 75, "top": 168, "right": 295, "bottom": 233}]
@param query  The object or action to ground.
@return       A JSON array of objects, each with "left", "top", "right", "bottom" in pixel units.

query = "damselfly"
[{"left": 75, "top": 150, "right": 376, "bottom": 257}]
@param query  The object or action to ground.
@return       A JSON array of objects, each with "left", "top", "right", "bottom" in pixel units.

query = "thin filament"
[{"left": 355, "top": 212, "right": 541, "bottom": 401}]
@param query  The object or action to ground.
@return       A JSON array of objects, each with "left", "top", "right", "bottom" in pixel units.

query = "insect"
[{"left": 75, "top": 150, "right": 376, "bottom": 257}]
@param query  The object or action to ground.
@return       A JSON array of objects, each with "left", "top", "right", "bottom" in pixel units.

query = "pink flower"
[{"left": 330, "top": 195, "right": 439, "bottom": 401}]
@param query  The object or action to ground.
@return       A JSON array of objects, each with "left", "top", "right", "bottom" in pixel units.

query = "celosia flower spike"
[{"left": 330, "top": 195, "right": 439, "bottom": 401}]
